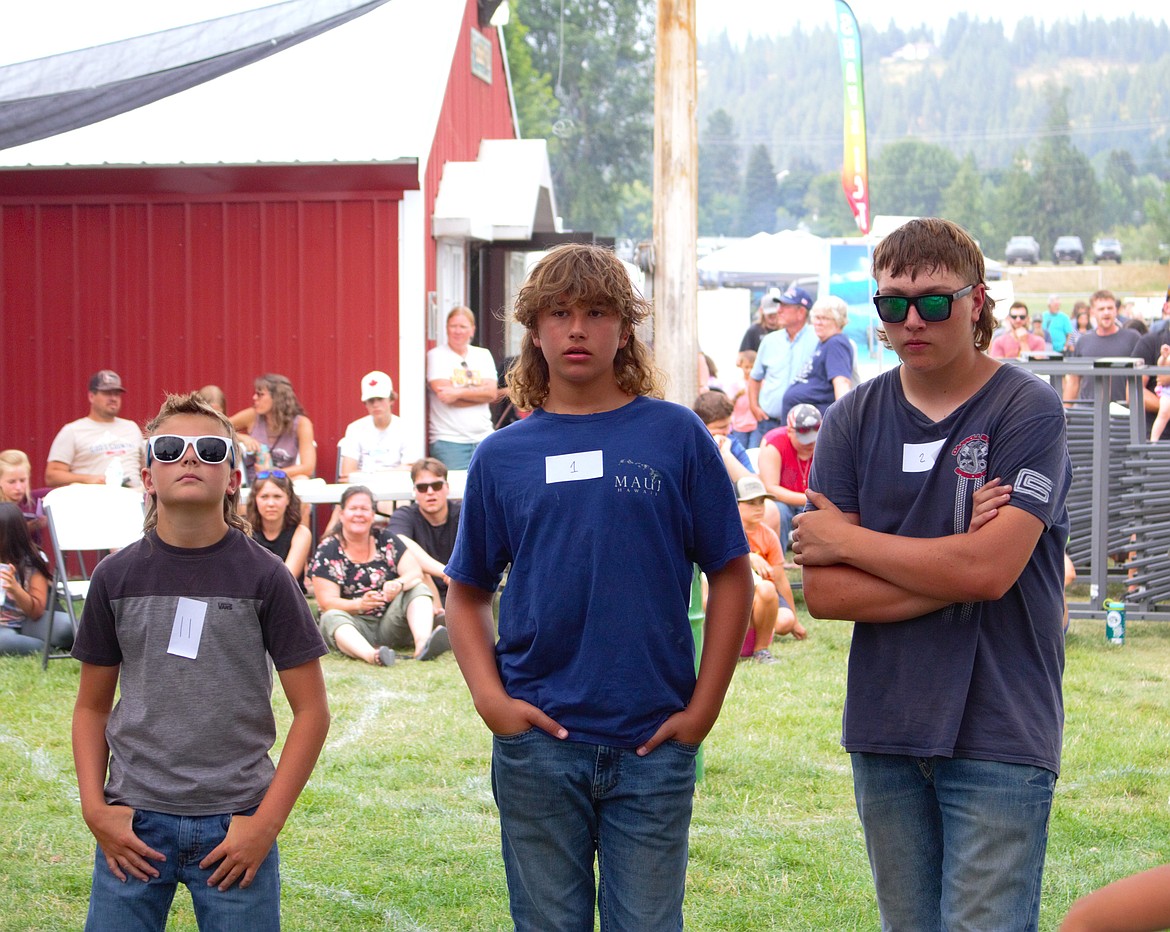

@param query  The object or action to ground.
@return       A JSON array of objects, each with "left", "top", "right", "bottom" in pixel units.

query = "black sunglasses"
[
  {"left": 1009, "top": 313, "right": 1028, "bottom": 321},
  {"left": 872, "top": 284, "right": 975, "bottom": 324},
  {"left": 148, "top": 434, "right": 232, "bottom": 465},
  {"left": 415, "top": 481, "right": 446, "bottom": 493}
]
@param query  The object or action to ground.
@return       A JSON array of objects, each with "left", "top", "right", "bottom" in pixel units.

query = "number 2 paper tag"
[{"left": 545, "top": 450, "right": 603, "bottom": 484}]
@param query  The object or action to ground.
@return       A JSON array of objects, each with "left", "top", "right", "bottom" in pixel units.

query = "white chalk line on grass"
[
  {"left": 283, "top": 872, "right": 434, "bottom": 931},
  {"left": 0, "top": 729, "right": 77, "bottom": 794},
  {"left": 324, "top": 683, "right": 430, "bottom": 750}
]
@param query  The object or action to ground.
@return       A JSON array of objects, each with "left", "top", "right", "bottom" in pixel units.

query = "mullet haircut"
[{"left": 872, "top": 217, "right": 997, "bottom": 352}]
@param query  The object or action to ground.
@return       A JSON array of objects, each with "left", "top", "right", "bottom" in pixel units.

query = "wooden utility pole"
[{"left": 652, "top": 0, "right": 697, "bottom": 405}]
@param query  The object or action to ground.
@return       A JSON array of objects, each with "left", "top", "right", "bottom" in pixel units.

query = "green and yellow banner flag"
[{"left": 835, "top": 0, "right": 870, "bottom": 234}]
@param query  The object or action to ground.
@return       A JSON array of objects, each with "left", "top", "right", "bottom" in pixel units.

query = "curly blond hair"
[{"left": 506, "top": 244, "right": 662, "bottom": 409}]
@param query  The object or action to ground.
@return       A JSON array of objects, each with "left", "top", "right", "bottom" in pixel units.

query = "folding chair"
[{"left": 42, "top": 485, "right": 145, "bottom": 666}]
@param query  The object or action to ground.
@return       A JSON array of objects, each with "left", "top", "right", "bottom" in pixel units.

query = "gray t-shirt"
[
  {"left": 810, "top": 364, "right": 1070, "bottom": 773},
  {"left": 72, "top": 528, "right": 326, "bottom": 815},
  {"left": 1071, "top": 328, "right": 1141, "bottom": 401}
]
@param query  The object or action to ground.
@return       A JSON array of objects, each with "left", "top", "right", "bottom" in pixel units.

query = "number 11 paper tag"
[{"left": 167, "top": 597, "right": 208, "bottom": 659}]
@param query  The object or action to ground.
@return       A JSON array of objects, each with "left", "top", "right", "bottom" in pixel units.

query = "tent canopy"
[
  {"left": 698, "top": 229, "right": 829, "bottom": 287},
  {"left": 0, "top": 0, "right": 390, "bottom": 153}
]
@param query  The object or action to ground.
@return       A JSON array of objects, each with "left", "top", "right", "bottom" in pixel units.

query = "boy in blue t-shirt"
[
  {"left": 72, "top": 394, "right": 330, "bottom": 931},
  {"left": 793, "top": 218, "right": 1070, "bottom": 932},
  {"left": 445, "top": 243, "right": 753, "bottom": 931}
]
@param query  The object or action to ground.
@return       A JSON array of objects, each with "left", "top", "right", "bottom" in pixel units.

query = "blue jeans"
[
  {"left": 778, "top": 502, "right": 799, "bottom": 553},
  {"left": 748, "top": 417, "right": 782, "bottom": 450},
  {"left": 85, "top": 808, "right": 280, "bottom": 932},
  {"left": 428, "top": 439, "right": 478, "bottom": 470},
  {"left": 852, "top": 753, "right": 1055, "bottom": 932},
  {"left": 491, "top": 729, "right": 698, "bottom": 932}
]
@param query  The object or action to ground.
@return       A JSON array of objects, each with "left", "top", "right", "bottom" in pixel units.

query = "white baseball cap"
[{"left": 360, "top": 370, "right": 395, "bottom": 401}]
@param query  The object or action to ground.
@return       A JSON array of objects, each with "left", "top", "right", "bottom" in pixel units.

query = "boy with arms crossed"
[
  {"left": 72, "top": 393, "right": 330, "bottom": 931},
  {"left": 445, "top": 244, "right": 753, "bottom": 931},
  {"left": 793, "top": 219, "right": 1070, "bottom": 932}
]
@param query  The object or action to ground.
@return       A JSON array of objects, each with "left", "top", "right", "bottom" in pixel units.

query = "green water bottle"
[{"left": 1103, "top": 599, "right": 1126, "bottom": 645}]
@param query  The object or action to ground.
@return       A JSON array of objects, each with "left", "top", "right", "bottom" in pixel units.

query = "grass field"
[{"left": 2, "top": 608, "right": 1168, "bottom": 931}]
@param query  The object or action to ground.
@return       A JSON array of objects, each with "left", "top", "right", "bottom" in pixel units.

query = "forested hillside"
[
  {"left": 699, "top": 15, "right": 1170, "bottom": 175},
  {"left": 507, "top": 3, "right": 1170, "bottom": 257}
]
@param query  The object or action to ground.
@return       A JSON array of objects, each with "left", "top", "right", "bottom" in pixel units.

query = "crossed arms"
[{"left": 793, "top": 478, "right": 1045, "bottom": 622}]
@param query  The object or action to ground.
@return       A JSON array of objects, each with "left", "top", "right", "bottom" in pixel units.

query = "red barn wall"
[
  {"left": 1, "top": 189, "right": 402, "bottom": 483},
  {"left": 423, "top": 12, "right": 517, "bottom": 316}
]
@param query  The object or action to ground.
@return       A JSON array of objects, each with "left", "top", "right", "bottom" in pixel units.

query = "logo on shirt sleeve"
[{"left": 1013, "top": 468, "right": 1053, "bottom": 504}]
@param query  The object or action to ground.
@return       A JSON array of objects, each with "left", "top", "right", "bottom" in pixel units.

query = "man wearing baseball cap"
[
  {"left": 738, "top": 287, "right": 786, "bottom": 354},
  {"left": 45, "top": 370, "right": 144, "bottom": 489},
  {"left": 747, "top": 285, "right": 818, "bottom": 446},
  {"left": 337, "top": 370, "right": 423, "bottom": 481}
]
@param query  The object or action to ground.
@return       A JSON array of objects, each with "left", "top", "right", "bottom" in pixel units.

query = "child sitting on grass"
[{"left": 735, "top": 475, "right": 806, "bottom": 665}]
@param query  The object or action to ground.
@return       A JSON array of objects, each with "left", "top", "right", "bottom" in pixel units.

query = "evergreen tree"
[
  {"left": 698, "top": 109, "right": 741, "bottom": 236},
  {"left": 871, "top": 140, "right": 960, "bottom": 218},
  {"left": 942, "top": 154, "right": 991, "bottom": 248},
  {"left": 738, "top": 144, "right": 781, "bottom": 234},
  {"left": 804, "top": 172, "right": 860, "bottom": 237},
  {"left": 987, "top": 152, "right": 1040, "bottom": 258},
  {"left": 1031, "top": 90, "right": 1102, "bottom": 249}
]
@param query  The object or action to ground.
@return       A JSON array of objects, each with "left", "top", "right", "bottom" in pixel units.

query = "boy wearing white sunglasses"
[{"left": 72, "top": 392, "right": 329, "bottom": 931}]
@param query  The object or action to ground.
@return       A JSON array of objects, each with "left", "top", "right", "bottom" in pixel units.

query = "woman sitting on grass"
[{"left": 308, "top": 486, "right": 448, "bottom": 667}]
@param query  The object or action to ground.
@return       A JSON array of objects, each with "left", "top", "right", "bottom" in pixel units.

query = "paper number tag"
[
  {"left": 902, "top": 439, "right": 945, "bottom": 473},
  {"left": 167, "top": 597, "right": 207, "bottom": 659},
  {"left": 546, "top": 450, "right": 604, "bottom": 484}
]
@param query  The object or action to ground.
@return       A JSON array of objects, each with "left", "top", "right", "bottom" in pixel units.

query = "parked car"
[
  {"left": 1093, "top": 237, "right": 1122, "bottom": 263},
  {"left": 1053, "top": 236, "right": 1084, "bottom": 264},
  {"left": 1004, "top": 235, "right": 1041, "bottom": 264}
]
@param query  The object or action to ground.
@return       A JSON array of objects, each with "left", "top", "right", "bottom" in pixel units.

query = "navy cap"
[{"left": 778, "top": 286, "right": 813, "bottom": 310}]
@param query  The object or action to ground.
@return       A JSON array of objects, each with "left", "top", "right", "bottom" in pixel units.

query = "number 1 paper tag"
[
  {"left": 167, "top": 597, "right": 208, "bottom": 659},
  {"left": 546, "top": 450, "right": 604, "bottom": 484}
]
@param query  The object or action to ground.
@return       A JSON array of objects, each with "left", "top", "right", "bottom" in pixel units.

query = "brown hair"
[
  {"left": 692, "top": 390, "right": 734, "bottom": 424},
  {"left": 872, "top": 218, "right": 996, "bottom": 352},
  {"left": 245, "top": 471, "right": 304, "bottom": 536},
  {"left": 143, "top": 393, "right": 249, "bottom": 536},
  {"left": 254, "top": 373, "right": 305, "bottom": 441},
  {"left": 507, "top": 243, "right": 663, "bottom": 409},
  {"left": 409, "top": 457, "right": 449, "bottom": 482},
  {"left": 1089, "top": 290, "right": 1117, "bottom": 307},
  {"left": 328, "top": 485, "right": 375, "bottom": 540}
]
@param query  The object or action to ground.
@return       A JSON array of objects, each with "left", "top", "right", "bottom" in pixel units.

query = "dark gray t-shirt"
[
  {"left": 1071, "top": 328, "right": 1141, "bottom": 401},
  {"left": 72, "top": 528, "right": 327, "bottom": 815},
  {"left": 809, "top": 364, "right": 1070, "bottom": 774},
  {"left": 387, "top": 501, "right": 460, "bottom": 603}
]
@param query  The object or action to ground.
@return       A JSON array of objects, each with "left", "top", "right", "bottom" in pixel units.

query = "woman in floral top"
[{"left": 309, "top": 485, "right": 449, "bottom": 666}]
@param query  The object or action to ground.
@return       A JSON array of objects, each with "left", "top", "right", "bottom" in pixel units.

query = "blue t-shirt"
[
  {"left": 808, "top": 364, "right": 1070, "bottom": 774},
  {"left": 1043, "top": 312, "right": 1074, "bottom": 354},
  {"left": 751, "top": 325, "right": 819, "bottom": 418},
  {"left": 447, "top": 395, "right": 749, "bottom": 748},
  {"left": 780, "top": 332, "right": 855, "bottom": 421}
]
